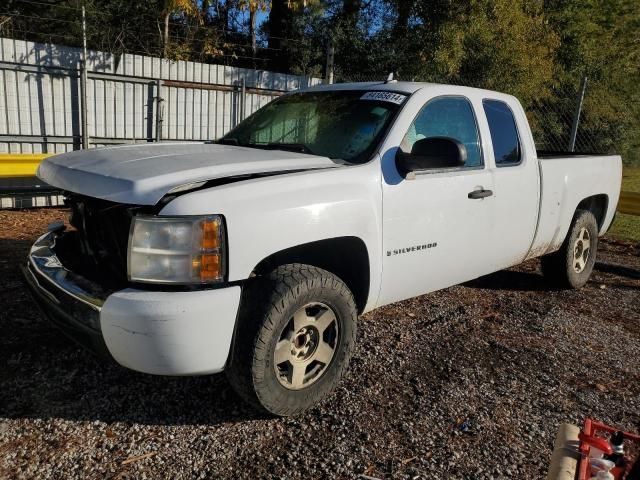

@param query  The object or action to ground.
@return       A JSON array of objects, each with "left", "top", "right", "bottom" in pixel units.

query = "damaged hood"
[{"left": 38, "top": 142, "right": 341, "bottom": 205}]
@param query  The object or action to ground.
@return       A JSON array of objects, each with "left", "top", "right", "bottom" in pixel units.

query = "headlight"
[{"left": 128, "top": 215, "right": 225, "bottom": 284}]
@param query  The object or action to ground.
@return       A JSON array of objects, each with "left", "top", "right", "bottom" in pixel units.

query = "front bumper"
[{"left": 23, "top": 231, "right": 241, "bottom": 375}]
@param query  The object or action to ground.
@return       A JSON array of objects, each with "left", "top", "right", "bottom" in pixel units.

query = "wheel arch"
[
  {"left": 251, "top": 236, "right": 371, "bottom": 314},
  {"left": 575, "top": 194, "right": 609, "bottom": 232}
]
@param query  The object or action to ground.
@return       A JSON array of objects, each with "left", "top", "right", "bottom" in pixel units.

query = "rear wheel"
[
  {"left": 541, "top": 209, "right": 598, "bottom": 289},
  {"left": 226, "top": 264, "right": 357, "bottom": 416}
]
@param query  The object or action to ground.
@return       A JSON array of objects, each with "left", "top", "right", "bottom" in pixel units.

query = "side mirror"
[{"left": 396, "top": 137, "right": 467, "bottom": 175}]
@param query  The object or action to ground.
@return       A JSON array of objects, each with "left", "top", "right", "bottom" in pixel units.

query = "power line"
[
  {"left": 11, "top": 0, "right": 201, "bottom": 22},
  {"left": 12, "top": 0, "right": 91, "bottom": 12},
  {"left": 8, "top": 27, "right": 79, "bottom": 41},
  {"left": 7, "top": 28, "right": 280, "bottom": 64},
  {"left": 5, "top": 29, "right": 304, "bottom": 60},
  {"left": 3, "top": 6, "right": 312, "bottom": 66},
  {"left": 3, "top": 7, "right": 180, "bottom": 25},
  {"left": 0, "top": 10, "right": 82, "bottom": 25},
  {"left": 6, "top": 0, "right": 309, "bottom": 44},
  {"left": 10, "top": 1, "right": 215, "bottom": 32}
]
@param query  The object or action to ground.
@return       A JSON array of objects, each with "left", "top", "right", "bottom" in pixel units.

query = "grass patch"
[{"left": 608, "top": 167, "right": 640, "bottom": 242}]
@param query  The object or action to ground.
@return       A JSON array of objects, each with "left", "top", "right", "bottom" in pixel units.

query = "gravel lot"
[{"left": 1, "top": 208, "right": 639, "bottom": 479}]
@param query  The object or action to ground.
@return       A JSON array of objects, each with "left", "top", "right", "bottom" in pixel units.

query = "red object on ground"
[
  {"left": 579, "top": 431, "right": 614, "bottom": 456},
  {"left": 578, "top": 418, "right": 640, "bottom": 480}
]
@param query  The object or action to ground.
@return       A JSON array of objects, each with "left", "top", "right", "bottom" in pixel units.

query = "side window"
[
  {"left": 401, "top": 96, "right": 483, "bottom": 168},
  {"left": 483, "top": 99, "right": 521, "bottom": 166}
]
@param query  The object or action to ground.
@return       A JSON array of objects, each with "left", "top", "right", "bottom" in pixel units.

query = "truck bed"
[{"left": 526, "top": 153, "right": 622, "bottom": 259}]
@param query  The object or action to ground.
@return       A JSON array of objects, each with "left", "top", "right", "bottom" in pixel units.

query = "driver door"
[{"left": 378, "top": 95, "right": 496, "bottom": 306}]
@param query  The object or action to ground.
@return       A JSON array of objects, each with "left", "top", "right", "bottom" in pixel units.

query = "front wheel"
[
  {"left": 226, "top": 264, "right": 357, "bottom": 416},
  {"left": 541, "top": 209, "right": 598, "bottom": 289}
]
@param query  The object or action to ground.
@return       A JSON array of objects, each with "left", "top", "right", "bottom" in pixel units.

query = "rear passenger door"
[{"left": 482, "top": 98, "right": 539, "bottom": 268}]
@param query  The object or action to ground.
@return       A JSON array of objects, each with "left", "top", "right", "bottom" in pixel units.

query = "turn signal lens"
[
  {"left": 198, "top": 254, "right": 221, "bottom": 281},
  {"left": 201, "top": 219, "right": 220, "bottom": 250}
]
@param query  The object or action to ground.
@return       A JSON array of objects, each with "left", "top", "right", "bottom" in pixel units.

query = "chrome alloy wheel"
[
  {"left": 273, "top": 302, "right": 339, "bottom": 390},
  {"left": 573, "top": 227, "right": 591, "bottom": 273}
]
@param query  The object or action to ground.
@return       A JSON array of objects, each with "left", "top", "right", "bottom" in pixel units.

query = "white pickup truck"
[{"left": 24, "top": 81, "right": 622, "bottom": 416}]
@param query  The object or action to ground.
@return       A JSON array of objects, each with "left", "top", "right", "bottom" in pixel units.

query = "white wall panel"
[
  {"left": 0, "top": 71, "right": 7, "bottom": 134},
  {"left": 0, "top": 37, "right": 321, "bottom": 150}
]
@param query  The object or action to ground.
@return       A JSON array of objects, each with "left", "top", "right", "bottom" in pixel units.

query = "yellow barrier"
[
  {"left": 618, "top": 191, "right": 640, "bottom": 216},
  {"left": 0, "top": 153, "right": 639, "bottom": 217},
  {"left": 0, "top": 153, "right": 51, "bottom": 177}
]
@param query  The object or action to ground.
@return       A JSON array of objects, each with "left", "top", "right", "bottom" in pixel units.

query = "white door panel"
[
  {"left": 489, "top": 164, "right": 539, "bottom": 266},
  {"left": 378, "top": 168, "right": 495, "bottom": 306},
  {"left": 377, "top": 91, "right": 498, "bottom": 307},
  {"left": 480, "top": 98, "right": 539, "bottom": 268}
]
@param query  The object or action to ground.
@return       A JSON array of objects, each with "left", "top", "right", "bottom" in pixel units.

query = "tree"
[
  {"left": 544, "top": 0, "right": 640, "bottom": 162},
  {"left": 265, "top": 0, "right": 324, "bottom": 72},
  {"left": 237, "top": 0, "right": 269, "bottom": 55},
  {"left": 425, "top": 1, "right": 559, "bottom": 103},
  {"left": 392, "top": 0, "right": 413, "bottom": 37},
  {"left": 162, "top": 0, "right": 199, "bottom": 57}
]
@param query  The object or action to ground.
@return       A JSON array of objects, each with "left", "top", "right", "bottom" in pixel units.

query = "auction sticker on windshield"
[{"left": 360, "top": 91, "right": 407, "bottom": 105}]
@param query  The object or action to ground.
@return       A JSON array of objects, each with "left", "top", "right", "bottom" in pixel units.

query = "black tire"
[
  {"left": 226, "top": 264, "right": 357, "bottom": 416},
  {"left": 541, "top": 209, "right": 598, "bottom": 289}
]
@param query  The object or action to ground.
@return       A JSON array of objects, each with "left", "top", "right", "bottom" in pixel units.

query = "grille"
[{"left": 65, "top": 194, "right": 138, "bottom": 284}]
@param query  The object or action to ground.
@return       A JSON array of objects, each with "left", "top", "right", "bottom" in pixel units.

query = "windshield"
[{"left": 220, "top": 90, "right": 405, "bottom": 163}]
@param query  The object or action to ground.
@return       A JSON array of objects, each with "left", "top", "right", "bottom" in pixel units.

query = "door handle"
[{"left": 468, "top": 189, "right": 493, "bottom": 199}]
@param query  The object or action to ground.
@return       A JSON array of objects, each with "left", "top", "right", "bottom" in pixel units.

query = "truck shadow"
[
  {"left": 594, "top": 261, "right": 640, "bottom": 280},
  {"left": 466, "top": 262, "right": 639, "bottom": 292},
  {"left": 464, "top": 268, "right": 556, "bottom": 292},
  {"left": 0, "top": 239, "right": 265, "bottom": 427}
]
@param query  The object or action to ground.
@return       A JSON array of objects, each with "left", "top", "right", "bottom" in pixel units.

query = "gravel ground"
[{"left": 1, "top": 208, "right": 639, "bottom": 480}]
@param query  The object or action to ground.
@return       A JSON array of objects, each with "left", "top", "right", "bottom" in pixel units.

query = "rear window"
[{"left": 483, "top": 99, "right": 521, "bottom": 166}]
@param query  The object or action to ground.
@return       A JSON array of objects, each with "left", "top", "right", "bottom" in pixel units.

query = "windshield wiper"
[
  {"left": 220, "top": 140, "right": 317, "bottom": 156},
  {"left": 256, "top": 143, "right": 317, "bottom": 155}
]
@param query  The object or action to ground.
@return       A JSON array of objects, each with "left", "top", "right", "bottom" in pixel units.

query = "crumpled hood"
[{"left": 37, "top": 142, "right": 340, "bottom": 205}]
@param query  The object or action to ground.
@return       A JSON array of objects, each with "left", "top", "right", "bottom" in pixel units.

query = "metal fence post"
[
  {"left": 568, "top": 76, "right": 588, "bottom": 152},
  {"left": 80, "top": 4, "right": 89, "bottom": 149},
  {"left": 241, "top": 76, "right": 246, "bottom": 121},
  {"left": 155, "top": 79, "right": 164, "bottom": 142}
]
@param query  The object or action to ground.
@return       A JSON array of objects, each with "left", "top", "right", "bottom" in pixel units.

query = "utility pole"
[
  {"left": 80, "top": 3, "right": 89, "bottom": 149},
  {"left": 325, "top": 42, "right": 335, "bottom": 85},
  {"left": 569, "top": 76, "right": 588, "bottom": 152}
]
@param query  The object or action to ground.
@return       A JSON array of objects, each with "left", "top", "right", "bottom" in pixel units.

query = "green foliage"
[
  {"left": 430, "top": 0, "right": 559, "bottom": 104},
  {"left": 544, "top": 0, "right": 640, "bottom": 164}
]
